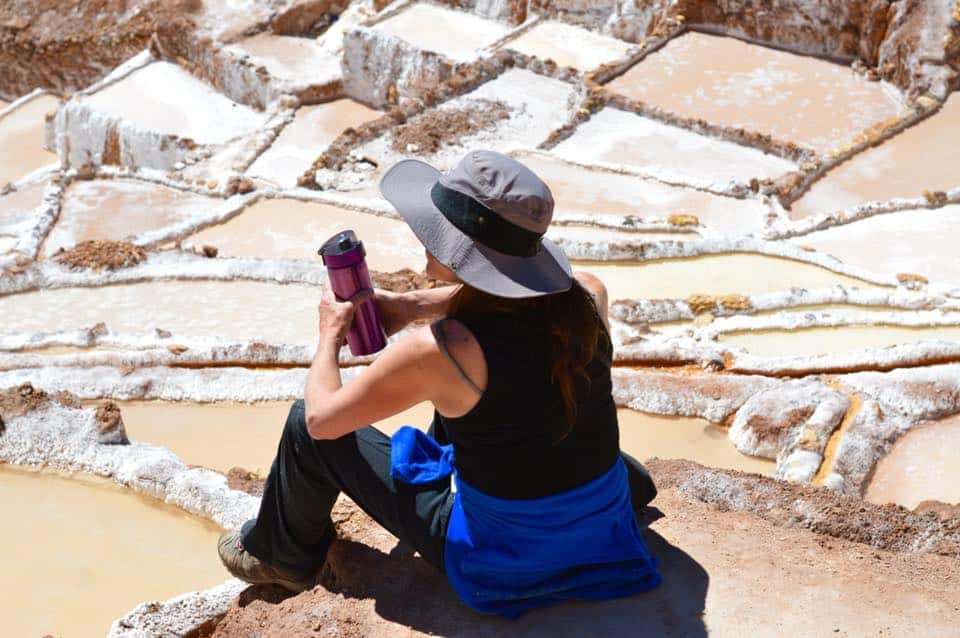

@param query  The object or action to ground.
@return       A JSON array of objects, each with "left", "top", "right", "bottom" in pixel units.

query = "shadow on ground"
[{"left": 226, "top": 509, "right": 707, "bottom": 637}]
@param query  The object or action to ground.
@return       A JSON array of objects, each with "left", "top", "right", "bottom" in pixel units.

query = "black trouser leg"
[
  {"left": 241, "top": 400, "right": 453, "bottom": 576},
  {"left": 621, "top": 451, "right": 658, "bottom": 509}
]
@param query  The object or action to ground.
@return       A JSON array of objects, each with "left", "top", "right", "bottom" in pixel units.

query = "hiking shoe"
[{"left": 217, "top": 524, "right": 315, "bottom": 593}]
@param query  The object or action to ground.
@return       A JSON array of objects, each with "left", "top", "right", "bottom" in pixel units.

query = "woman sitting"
[{"left": 218, "top": 150, "right": 661, "bottom": 617}]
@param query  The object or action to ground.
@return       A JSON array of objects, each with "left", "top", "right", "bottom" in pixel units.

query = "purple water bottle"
[{"left": 318, "top": 230, "right": 388, "bottom": 356}]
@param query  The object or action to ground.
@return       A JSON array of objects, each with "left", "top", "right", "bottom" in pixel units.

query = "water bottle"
[{"left": 318, "top": 230, "right": 388, "bottom": 356}]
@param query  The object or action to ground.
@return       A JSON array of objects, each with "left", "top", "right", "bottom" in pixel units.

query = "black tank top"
[{"left": 429, "top": 309, "right": 620, "bottom": 499}]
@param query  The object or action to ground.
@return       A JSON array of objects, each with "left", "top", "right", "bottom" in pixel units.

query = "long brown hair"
[{"left": 446, "top": 279, "right": 606, "bottom": 443}]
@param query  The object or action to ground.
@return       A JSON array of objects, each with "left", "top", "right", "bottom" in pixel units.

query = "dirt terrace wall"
[
  {"left": 605, "top": 0, "right": 957, "bottom": 98},
  {"left": 0, "top": 0, "right": 192, "bottom": 101}
]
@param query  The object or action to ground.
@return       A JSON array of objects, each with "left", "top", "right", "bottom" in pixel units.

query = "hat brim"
[{"left": 379, "top": 159, "right": 573, "bottom": 299}]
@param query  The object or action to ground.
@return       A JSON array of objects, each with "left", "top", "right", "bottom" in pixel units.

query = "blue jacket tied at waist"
[{"left": 390, "top": 426, "right": 661, "bottom": 618}]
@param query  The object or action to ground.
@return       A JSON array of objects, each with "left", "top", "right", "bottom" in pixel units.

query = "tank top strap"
[{"left": 430, "top": 320, "right": 484, "bottom": 396}]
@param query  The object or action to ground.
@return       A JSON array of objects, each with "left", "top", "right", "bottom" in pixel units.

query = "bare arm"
[{"left": 375, "top": 284, "right": 460, "bottom": 336}]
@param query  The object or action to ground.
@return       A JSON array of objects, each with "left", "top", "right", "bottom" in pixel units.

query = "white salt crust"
[
  {"left": 108, "top": 579, "right": 247, "bottom": 638},
  {"left": 612, "top": 286, "right": 960, "bottom": 325}
]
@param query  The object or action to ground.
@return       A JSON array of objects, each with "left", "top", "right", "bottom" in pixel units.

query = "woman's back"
[{"left": 432, "top": 308, "right": 620, "bottom": 499}]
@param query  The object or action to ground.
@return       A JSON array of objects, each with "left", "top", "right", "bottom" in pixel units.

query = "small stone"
[
  {"left": 95, "top": 401, "right": 129, "bottom": 445},
  {"left": 155, "top": 328, "right": 172, "bottom": 338},
  {"left": 201, "top": 244, "right": 218, "bottom": 258},
  {"left": 167, "top": 344, "right": 189, "bottom": 355},
  {"left": 236, "top": 178, "right": 255, "bottom": 194}
]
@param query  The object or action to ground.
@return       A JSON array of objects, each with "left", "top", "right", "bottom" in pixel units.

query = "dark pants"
[{"left": 241, "top": 400, "right": 658, "bottom": 577}]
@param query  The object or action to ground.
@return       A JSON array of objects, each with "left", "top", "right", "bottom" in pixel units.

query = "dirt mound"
[
  {"left": 370, "top": 268, "right": 444, "bottom": 293},
  {"left": 647, "top": 458, "right": 960, "bottom": 558},
  {"left": 226, "top": 467, "right": 265, "bottom": 497},
  {"left": 390, "top": 99, "right": 511, "bottom": 154},
  {"left": 94, "top": 401, "right": 129, "bottom": 445},
  {"left": 0, "top": 0, "right": 198, "bottom": 100},
  {"left": 0, "top": 382, "right": 78, "bottom": 420},
  {"left": 54, "top": 240, "right": 146, "bottom": 270}
]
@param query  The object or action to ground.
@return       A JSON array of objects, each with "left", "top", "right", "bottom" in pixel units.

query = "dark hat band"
[{"left": 430, "top": 182, "right": 542, "bottom": 258}]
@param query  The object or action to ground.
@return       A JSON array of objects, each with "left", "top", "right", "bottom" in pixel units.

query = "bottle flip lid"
[{"left": 318, "top": 229, "right": 365, "bottom": 266}]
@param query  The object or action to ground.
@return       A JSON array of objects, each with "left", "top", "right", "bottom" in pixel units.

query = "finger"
[{"left": 348, "top": 288, "right": 375, "bottom": 305}]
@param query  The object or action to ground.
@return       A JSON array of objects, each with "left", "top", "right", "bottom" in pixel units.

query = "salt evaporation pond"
[
  {"left": 185, "top": 198, "right": 423, "bottom": 270},
  {"left": 0, "top": 93, "right": 59, "bottom": 185},
  {"left": 0, "top": 281, "right": 321, "bottom": 344},
  {"left": 606, "top": 31, "right": 902, "bottom": 153},
  {"left": 720, "top": 325, "right": 960, "bottom": 358},
  {"left": 578, "top": 253, "right": 880, "bottom": 302},
  {"left": 0, "top": 465, "right": 225, "bottom": 638},
  {"left": 504, "top": 20, "right": 632, "bottom": 71},
  {"left": 117, "top": 400, "right": 438, "bottom": 474},
  {"left": 372, "top": 2, "right": 510, "bottom": 62},
  {"left": 865, "top": 414, "right": 960, "bottom": 509}
]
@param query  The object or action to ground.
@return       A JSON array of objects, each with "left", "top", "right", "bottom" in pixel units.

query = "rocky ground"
[{"left": 210, "top": 460, "right": 960, "bottom": 637}]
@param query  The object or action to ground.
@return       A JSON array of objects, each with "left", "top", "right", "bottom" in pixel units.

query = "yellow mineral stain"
[
  {"left": 0, "top": 465, "right": 225, "bottom": 638},
  {"left": 865, "top": 414, "right": 960, "bottom": 509},
  {"left": 185, "top": 199, "right": 423, "bottom": 271},
  {"left": 617, "top": 408, "right": 774, "bottom": 475},
  {"left": 813, "top": 388, "right": 861, "bottom": 486},
  {"left": 113, "top": 400, "right": 438, "bottom": 474},
  {"left": 0, "top": 93, "right": 59, "bottom": 185},
  {"left": 719, "top": 325, "right": 960, "bottom": 358},
  {"left": 607, "top": 31, "right": 902, "bottom": 153},
  {"left": 575, "top": 253, "right": 882, "bottom": 303}
]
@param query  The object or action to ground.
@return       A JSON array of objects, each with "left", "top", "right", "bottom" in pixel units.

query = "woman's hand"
[{"left": 317, "top": 288, "right": 374, "bottom": 351}]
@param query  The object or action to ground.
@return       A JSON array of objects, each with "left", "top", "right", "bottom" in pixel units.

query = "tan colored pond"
[
  {"left": 790, "top": 205, "right": 960, "bottom": 285},
  {"left": 185, "top": 198, "right": 423, "bottom": 271},
  {"left": 0, "top": 280, "right": 320, "bottom": 344},
  {"left": 516, "top": 152, "right": 769, "bottom": 235},
  {"left": 606, "top": 31, "right": 902, "bottom": 154},
  {"left": 248, "top": 100, "right": 381, "bottom": 187},
  {"left": 0, "top": 93, "right": 59, "bottom": 185},
  {"left": 84, "top": 61, "right": 269, "bottom": 144},
  {"left": 790, "top": 94, "right": 960, "bottom": 219},
  {"left": 719, "top": 325, "right": 960, "bottom": 358},
  {"left": 865, "top": 415, "right": 960, "bottom": 509},
  {"left": 575, "top": 253, "right": 880, "bottom": 303},
  {"left": 43, "top": 179, "right": 220, "bottom": 256},
  {"left": 0, "top": 177, "right": 47, "bottom": 229},
  {"left": 115, "top": 400, "right": 438, "bottom": 474},
  {"left": 374, "top": 2, "right": 510, "bottom": 62},
  {"left": 0, "top": 465, "right": 225, "bottom": 638},
  {"left": 232, "top": 32, "right": 338, "bottom": 84},
  {"left": 617, "top": 408, "right": 773, "bottom": 475},
  {"left": 505, "top": 20, "right": 632, "bottom": 71},
  {"left": 552, "top": 107, "right": 797, "bottom": 184}
]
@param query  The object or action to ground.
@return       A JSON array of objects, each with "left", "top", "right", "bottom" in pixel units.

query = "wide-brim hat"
[{"left": 379, "top": 150, "right": 573, "bottom": 298}]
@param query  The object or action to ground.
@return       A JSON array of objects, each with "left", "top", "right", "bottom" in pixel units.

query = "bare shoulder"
[
  {"left": 436, "top": 318, "right": 487, "bottom": 392},
  {"left": 573, "top": 270, "right": 608, "bottom": 298}
]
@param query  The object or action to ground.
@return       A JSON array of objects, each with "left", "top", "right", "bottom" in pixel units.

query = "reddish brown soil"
[
  {"left": 369, "top": 268, "right": 443, "bottom": 293},
  {"left": 53, "top": 240, "right": 146, "bottom": 270},
  {"left": 94, "top": 401, "right": 129, "bottom": 445},
  {"left": 211, "top": 462, "right": 960, "bottom": 637},
  {"left": 390, "top": 99, "right": 511, "bottom": 154},
  {"left": 648, "top": 458, "right": 960, "bottom": 558},
  {"left": 0, "top": 0, "right": 198, "bottom": 100},
  {"left": 226, "top": 467, "right": 265, "bottom": 497},
  {"left": 0, "top": 382, "right": 78, "bottom": 419}
]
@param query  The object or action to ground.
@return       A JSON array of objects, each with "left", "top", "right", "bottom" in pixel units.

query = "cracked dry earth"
[{"left": 1, "top": 0, "right": 960, "bottom": 636}]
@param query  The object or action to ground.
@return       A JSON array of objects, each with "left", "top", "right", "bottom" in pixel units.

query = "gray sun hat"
[{"left": 379, "top": 150, "right": 573, "bottom": 298}]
